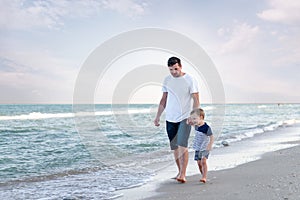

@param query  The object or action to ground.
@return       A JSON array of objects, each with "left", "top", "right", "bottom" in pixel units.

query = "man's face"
[{"left": 168, "top": 63, "right": 182, "bottom": 77}]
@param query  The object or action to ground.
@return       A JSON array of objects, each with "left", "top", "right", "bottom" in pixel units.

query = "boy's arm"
[{"left": 207, "top": 135, "right": 214, "bottom": 151}]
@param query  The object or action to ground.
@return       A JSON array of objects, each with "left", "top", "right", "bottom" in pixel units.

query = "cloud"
[
  {"left": 212, "top": 19, "right": 300, "bottom": 103},
  {"left": 217, "top": 22, "right": 260, "bottom": 54},
  {"left": 102, "top": 0, "right": 147, "bottom": 17},
  {"left": 0, "top": 0, "right": 65, "bottom": 30},
  {"left": 272, "top": 33, "right": 300, "bottom": 66},
  {"left": 0, "top": 0, "right": 147, "bottom": 30},
  {"left": 257, "top": 0, "right": 300, "bottom": 24},
  {"left": 0, "top": 46, "right": 78, "bottom": 103},
  {"left": 256, "top": 0, "right": 300, "bottom": 67}
]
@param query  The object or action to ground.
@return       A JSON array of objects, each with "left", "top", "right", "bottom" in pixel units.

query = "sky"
[{"left": 0, "top": 0, "right": 300, "bottom": 104}]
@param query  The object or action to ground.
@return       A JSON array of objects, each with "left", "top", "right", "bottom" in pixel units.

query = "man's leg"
[
  {"left": 176, "top": 119, "right": 191, "bottom": 183},
  {"left": 166, "top": 121, "right": 180, "bottom": 178},
  {"left": 174, "top": 148, "right": 180, "bottom": 178},
  {"left": 176, "top": 146, "right": 188, "bottom": 182}
]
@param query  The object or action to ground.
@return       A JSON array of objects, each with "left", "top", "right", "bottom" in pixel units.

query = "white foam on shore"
[
  {"left": 206, "top": 124, "right": 300, "bottom": 172},
  {"left": 116, "top": 123, "right": 300, "bottom": 200},
  {"left": 0, "top": 109, "right": 153, "bottom": 121}
]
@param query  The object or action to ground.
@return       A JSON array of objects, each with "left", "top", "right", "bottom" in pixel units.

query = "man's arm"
[
  {"left": 154, "top": 92, "right": 168, "bottom": 126},
  {"left": 186, "top": 92, "right": 200, "bottom": 125},
  {"left": 192, "top": 92, "right": 200, "bottom": 109}
]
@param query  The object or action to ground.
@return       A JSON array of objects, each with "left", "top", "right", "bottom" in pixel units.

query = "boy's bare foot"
[
  {"left": 176, "top": 177, "right": 187, "bottom": 183},
  {"left": 200, "top": 178, "right": 206, "bottom": 183}
]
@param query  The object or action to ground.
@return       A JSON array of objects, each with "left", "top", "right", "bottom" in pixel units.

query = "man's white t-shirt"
[{"left": 162, "top": 73, "right": 199, "bottom": 122}]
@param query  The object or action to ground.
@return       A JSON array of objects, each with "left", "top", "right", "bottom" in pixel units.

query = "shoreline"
[{"left": 117, "top": 124, "right": 300, "bottom": 200}]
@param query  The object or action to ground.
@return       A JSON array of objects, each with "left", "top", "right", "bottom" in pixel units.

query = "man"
[{"left": 154, "top": 56, "right": 200, "bottom": 183}]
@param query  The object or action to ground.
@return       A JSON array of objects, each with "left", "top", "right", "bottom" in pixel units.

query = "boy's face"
[
  {"left": 168, "top": 63, "right": 182, "bottom": 77},
  {"left": 190, "top": 113, "right": 204, "bottom": 125}
]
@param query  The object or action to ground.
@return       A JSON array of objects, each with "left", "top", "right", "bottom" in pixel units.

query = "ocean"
[{"left": 0, "top": 104, "right": 300, "bottom": 199}]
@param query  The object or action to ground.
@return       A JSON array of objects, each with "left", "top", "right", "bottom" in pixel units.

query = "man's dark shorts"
[{"left": 166, "top": 119, "right": 191, "bottom": 150}]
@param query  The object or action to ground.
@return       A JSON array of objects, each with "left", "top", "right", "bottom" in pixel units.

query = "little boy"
[{"left": 189, "top": 108, "right": 214, "bottom": 183}]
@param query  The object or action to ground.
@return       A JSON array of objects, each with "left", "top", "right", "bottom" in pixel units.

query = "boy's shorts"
[
  {"left": 166, "top": 119, "right": 191, "bottom": 150},
  {"left": 194, "top": 150, "right": 210, "bottom": 161}
]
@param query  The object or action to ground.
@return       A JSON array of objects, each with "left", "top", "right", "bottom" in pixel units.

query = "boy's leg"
[
  {"left": 200, "top": 157, "right": 208, "bottom": 183},
  {"left": 197, "top": 160, "right": 203, "bottom": 174}
]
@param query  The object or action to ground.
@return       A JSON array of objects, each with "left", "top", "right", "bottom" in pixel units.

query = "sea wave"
[
  {"left": 0, "top": 109, "right": 153, "bottom": 121},
  {"left": 0, "top": 165, "right": 152, "bottom": 200},
  {"left": 0, "top": 112, "right": 74, "bottom": 121},
  {"left": 215, "top": 119, "right": 300, "bottom": 147}
]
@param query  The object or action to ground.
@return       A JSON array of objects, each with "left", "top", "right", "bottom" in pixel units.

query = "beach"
[
  {"left": 119, "top": 124, "right": 300, "bottom": 200},
  {"left": 145, "top": 143, "right": 300, "bottom": 200}
]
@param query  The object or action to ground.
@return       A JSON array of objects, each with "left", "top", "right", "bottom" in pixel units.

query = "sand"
[{"left": 143, "top": 142, "right": 300, "bottom": 200}]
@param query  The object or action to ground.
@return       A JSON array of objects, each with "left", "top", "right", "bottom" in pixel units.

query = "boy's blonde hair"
[{"left": 190, "top": 108, "right": 205, "bottom": 119}]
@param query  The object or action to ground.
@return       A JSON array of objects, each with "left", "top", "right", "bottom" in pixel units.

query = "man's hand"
[
  {"left": 186, "top": 117, "right": 194, "bottom": 125},
  {"left": 154, "top": 118, "right": 160, "bottom": 126}
]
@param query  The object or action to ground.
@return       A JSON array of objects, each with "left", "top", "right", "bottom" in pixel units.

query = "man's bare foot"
[
  {"left": 171, "top": 173, "right": 180, "bottom": 179},
  {"left": 176, "top": 177, "right": 187, "bottom": 183},
  {"left": 200, "top": 178, "right": 206, "bottom": 183}
]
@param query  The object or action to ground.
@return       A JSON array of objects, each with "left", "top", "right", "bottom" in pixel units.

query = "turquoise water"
[{"left": 0, "top": 104, "right": 300, "bottom": 199}]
